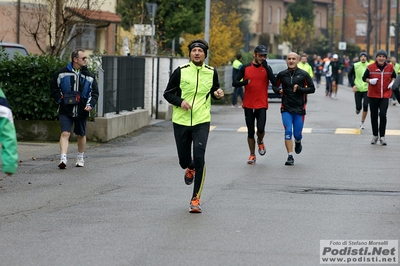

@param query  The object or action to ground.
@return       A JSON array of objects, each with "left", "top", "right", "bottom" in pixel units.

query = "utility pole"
[
  {"left": 395, "top": 0, "right": 399, "bottom": 61},
  {"left": 340, "top": 0, "right": 345, "bottom": 57},
  {"left": 146, "top": 3, "right": 157, "bottom": 55},
  {"left": 330, "top": 0, "right": 335, "bottom": 54},
  {"left": 386, "top": 0, "right": 390, "bottom": 54},
  {"left": 366, "top": 0, "right": 371, "bottom": 55},
  {"left": 374, "top": 0, "right": 378, "bottom": 55},
  {"left": 204, "top": 0, "right": 210, "bottom": 65}
]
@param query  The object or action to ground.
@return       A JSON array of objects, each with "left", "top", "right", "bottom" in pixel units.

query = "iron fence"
[{"left": 100, "top": 56, "right": 145, "bottom": 116}]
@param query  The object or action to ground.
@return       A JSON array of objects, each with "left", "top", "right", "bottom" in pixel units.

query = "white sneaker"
[
  {"left": 58, "top": 158, "right": 67, "bottom": 169},
  {"left": 76, "top": 157, "right": 85, "bottom": 167},
  {"left": 360, "top": 123, "right": 365, "bottom": 129}
]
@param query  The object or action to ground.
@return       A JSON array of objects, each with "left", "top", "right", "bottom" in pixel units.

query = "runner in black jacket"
[{"left": 272, "top": 52, "right": 315, "bottom": 165}]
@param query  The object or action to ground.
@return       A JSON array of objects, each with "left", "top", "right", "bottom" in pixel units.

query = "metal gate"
[{"left": 101, "top": 56, "right": 145, "bottom": 115}]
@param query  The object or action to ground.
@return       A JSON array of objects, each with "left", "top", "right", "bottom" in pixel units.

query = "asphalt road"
[{"left": 1, "top": 83, "right": 399, "bottom": 266}]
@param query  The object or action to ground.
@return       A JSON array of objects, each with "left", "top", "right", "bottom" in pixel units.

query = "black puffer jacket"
[{"left": 273, "top": 68, "right": 315, "bottom": 114}]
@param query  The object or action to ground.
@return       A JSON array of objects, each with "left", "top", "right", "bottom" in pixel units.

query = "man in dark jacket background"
[
  {"left": 273, "top": 52, "right": 315, "bottom": 166},
  {"left": 50, "top": 49, "right": 99, "bottom": 169}
]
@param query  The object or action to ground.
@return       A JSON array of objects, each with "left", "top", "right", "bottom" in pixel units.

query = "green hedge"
[{"left": 0, "top": 52, "right": 69, "bottom": 120}]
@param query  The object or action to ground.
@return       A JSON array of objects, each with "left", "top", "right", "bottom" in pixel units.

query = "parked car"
[
  {"left": 0, "top": 42, "right": 28, "bottom": 59},
  {"left": 266, "top": 59, "right": 287, "bottom": 99}
]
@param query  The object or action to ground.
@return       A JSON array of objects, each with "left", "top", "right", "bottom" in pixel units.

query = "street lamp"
[{"left": 146, "top": 2, "right": 158, "bottom": 55}]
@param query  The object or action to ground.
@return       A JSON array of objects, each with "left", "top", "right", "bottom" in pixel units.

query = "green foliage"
[
  {"left": 344, "top": 43, "right": 361, "bottom": 59},
  {"left": 181, "top": 1, "right": 243, "bottom": 66},
  {"left": 241, "top": 51, "right": 254, "bottom": 64},
  {"left": 157, "top": 0, "right": 205, "bottom": 50},
  {"left": 280, "top": 14, "right": 315, "bottom": 53},
  {"left": 116, "top": 0, "right": 148, "bottom": 30},
  {"left": 0, "top": 52, "right": 69, "bottom": 120},
  {"left": 220, "top": 0, "right": 253, "bottom": 43},
  {"left": 305, "top": 35, "right": 361, "bottom": 59},
  {"left": 305, "top": 35, "right": 331, "bottom": 57},
  {"left": 286, "top": 0, "right": 315, "bottom": 24}
]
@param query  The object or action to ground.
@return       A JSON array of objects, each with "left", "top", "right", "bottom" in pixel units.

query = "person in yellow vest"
[
  {"left": 163, "top": 39, "right": 224, "bottom": 213},
  {"left": 297, "top": 54, "right": 314, "bottom": 79},
  {"left": 231, "top": 53, "right": 244, "bottom": 107},
  {"left": 389, "top": 56, "right": 400, "bottom": 105},
  {"left": 348, "top": 52, "right": 369, "bottom": 129}
]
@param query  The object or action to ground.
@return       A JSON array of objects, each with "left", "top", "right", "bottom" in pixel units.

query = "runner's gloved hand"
[
  {"left": 388, "top": 81, "right": 394, "bottom": 89},
  {"left": 369, "top": 78, "right": 378, "bottom": 85}
]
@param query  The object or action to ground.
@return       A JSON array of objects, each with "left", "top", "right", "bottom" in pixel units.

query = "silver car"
[
  {"left": 266, "top": 59, "right": 287, "bottom": 99},
  {"left": 0, "top": 42, "right": 28, "bottom": 59}
]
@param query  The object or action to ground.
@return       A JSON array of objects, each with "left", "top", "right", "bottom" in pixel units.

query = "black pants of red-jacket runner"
[
  {"left": 368, "top": 97, "right": 389, "bottom": 137},
  {"left": 173, "top": 122, "right": 210, "bottom": 199}
]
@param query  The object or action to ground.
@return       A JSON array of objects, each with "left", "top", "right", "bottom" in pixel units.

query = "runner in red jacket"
[
  {"left": 232, "top": 45, "right": 277, "bottom": 164},
  {"left": 362, "top": 49, "right": 396, "bottom": 145}
]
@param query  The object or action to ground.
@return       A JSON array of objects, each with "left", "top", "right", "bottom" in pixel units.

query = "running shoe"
[
  {"left": 189, "top": 197, "right": 202, "bottom": 213},
  {"left": 380, "top": 137, "right": 387, "bottom": 146},
  {"left": 370, "top": 136, "right": 379, "bottom": 145},
  {"left": 285, "top": 155, "right": 294, "bottom": 166},
  {"left": 258, "top": 142, "right": 266, "bottom": 156},
  {"left": 294, "top": 141, "right": 302, "bottom": 154},
  {"left": 75, "top": 157, "right": 85, "bottom": 167},
  {"left": 247, "top": 155, "right": 256, "bottom": 164},
  {"left": 184, "top": 168, "right": 195, "bottom": 185},
  {"left": 356, "top": 109, "right": 360, "bottom": 114},
  {"left": 360, "top": 123, "right": 365, "bottom": 129},
  {"left": 58, "top": 158, "right": 67, "bottom": 169}
]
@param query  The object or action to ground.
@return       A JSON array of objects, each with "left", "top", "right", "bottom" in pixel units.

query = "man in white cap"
[{"left": 329, "top": 54, "right": 343, "bottom": 99}]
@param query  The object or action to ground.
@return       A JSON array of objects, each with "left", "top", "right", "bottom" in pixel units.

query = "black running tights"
[{"left": 173, "top": 122, "right": 210, "bottom": 199}]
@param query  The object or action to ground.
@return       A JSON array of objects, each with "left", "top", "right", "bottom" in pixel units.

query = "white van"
[{"left": 0, "top": 42, "right": 28, "bottom": 59}]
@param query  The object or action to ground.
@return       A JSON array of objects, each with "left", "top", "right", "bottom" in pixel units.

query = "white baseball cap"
[{"left": 333, "top": 54, "right": 339, "bottom": 59}]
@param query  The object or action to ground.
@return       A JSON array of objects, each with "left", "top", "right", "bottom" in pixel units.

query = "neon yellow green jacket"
[
  {"left": 391, "top": 62, "right": 400, "bottom": 75},
  {"left": 297, "top": 62, "right": 314, "bottom": 78},
  {"left": 350, "top": 61, "right": 369, "bottom": 92},
  {"left": 0, "top": 88, "right": 18, "bottom": 174},
  {"left": 164, "top": 61, "right": 221, "bottom": 126}
]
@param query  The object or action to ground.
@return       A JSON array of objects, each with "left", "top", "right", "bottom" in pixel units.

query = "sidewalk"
[
  {"left": 16, "top": 118, "right": 166, "bottom": 163},
  {"left": 18, "top": 142, "right": 68, "bottom": 162}
]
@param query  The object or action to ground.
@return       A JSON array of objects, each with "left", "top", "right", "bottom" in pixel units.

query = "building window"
[
  {"left": 268, "top": 6, "right": 272, "bottom": 24},
  {"left": 356, "top": 21, "right": 367, "bottom": 36},
  {"left": 71, "top": 24, "right": 96, "bottom": 50},
  {"left": 390, "top": 24, "right": 395, "bottom": 37},
  {"left": 358, "top": 0, "right": 369, "bottom": 8},
  {"left": 277, "top": 7, "right": 281, "bottom": 33},
  {"left": 316, "top": 11, "right": 321, "bottom": 28},
  {"left": 391, "top": 0, "right": 397, "bottom": 8}
]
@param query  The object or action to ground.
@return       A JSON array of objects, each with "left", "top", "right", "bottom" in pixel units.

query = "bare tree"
[{"left": 10, "top": 0, "right": 105, "bottom": 56}]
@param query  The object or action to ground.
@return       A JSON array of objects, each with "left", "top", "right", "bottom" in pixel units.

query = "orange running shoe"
[
  {"left": 258, "top": 142, "right": 266, "bottom": 156},
  {"left": 247, "top": 154, "right": 256, "bottom": 164},
  {"left": 184, "top": 168, "right": 195, "bottom": 185},
  {"left": 189, "top": 197, "right": 202, "bottom": 213}
]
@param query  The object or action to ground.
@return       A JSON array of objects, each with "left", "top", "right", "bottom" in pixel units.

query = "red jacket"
[
  {"left": 232, "top": 62, "right": 277, "bottom": 109},
  {"left": 366, "top": 63, "right": 394, "bottom": 98}
]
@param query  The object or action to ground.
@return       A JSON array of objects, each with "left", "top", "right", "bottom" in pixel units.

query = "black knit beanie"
[{"left": 376, "top": 49, "right": 388, "bottom": 58}]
